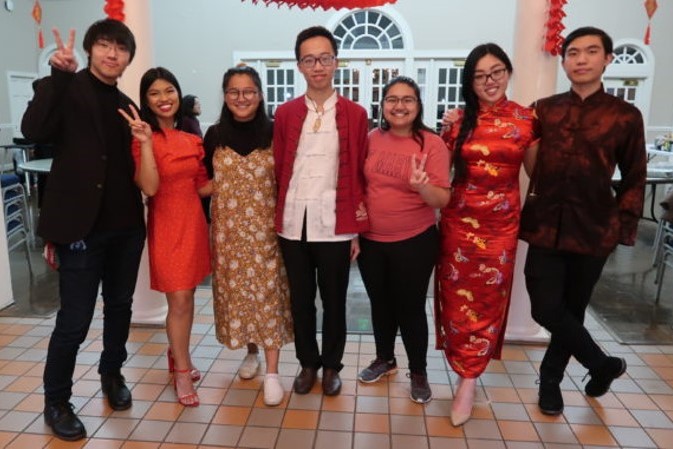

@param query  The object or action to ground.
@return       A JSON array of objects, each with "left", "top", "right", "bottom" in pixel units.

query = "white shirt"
[{"left": 279, "top": 92, "right": 355, "bottom": 242}]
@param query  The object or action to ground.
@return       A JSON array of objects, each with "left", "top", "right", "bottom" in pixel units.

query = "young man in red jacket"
[{"left": 274, "top": 26, "right": 369, "bottom": 396}]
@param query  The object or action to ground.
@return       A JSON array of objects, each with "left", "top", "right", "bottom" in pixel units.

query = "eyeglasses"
[
  {"left": 299, "top": 54, "right": 336, "bottom": 68},
  {"left": 94, "top": 39, "right": 129, "bottom": 54},
  {"left": 383, "top": 96, "right": 418, "bottom": 106},
  {"left": 225, "top": 89, "right": 259, "bottom": 100},
  {"left": 473, "top": 67, "right": 508, "bottom": 85}
]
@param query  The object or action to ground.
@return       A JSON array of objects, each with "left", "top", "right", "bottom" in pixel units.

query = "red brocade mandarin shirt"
[{"left": 519, "top": 88, "right": 646, "bottom": 257}]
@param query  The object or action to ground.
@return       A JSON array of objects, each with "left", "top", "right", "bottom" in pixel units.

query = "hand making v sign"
[
  {"left": 409, "top": 153, "right": 429, "bottom": 192},
  {"left": 49, "top": 28, "right": 78, "bottom": 73},
  {"left": 118, "top": 105, "right": 152, "bottom": 143}
]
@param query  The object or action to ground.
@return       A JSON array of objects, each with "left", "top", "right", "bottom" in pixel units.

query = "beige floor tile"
[
  {"left": 498, "top": 420, "right": 539, "bottom": 442},
  {"left": 353, "top": 413, "right": 389, "bottom": 433},
  {"left": 594, "top": 407, "right": 640, "bottom": 427},
  {"left": 570, "top": 423, "right": 618, "bottom": 446},
  {"left": 0, "top": 361, "right": 36, "bottom": 376},
  {"left": 353, "top": 432, "right": 391, "bottom": 449},
  {"left": 212, "top": 405, "right": 251, "bottom": 425},
  {"left": 82, "top": 438, "right": 125, "bottom": 449},
  {"left": 390, "top": 434, "right": 429, "bottom": 449},
  {"left": 321, "top": 394, "right": 355, "bottom": 412},
  {"left": 616, "top": 392, "right": 660, "bottom": 410},
  {"left": 318, "top": 411, "right": 353, "bottom": 431},
  {"left": 120, "top": 442, "right": 160, "bottom": 449},
  {"left": 647, "top": 428, "right": 673, "bottom": 449},
  {"left": 144, "top": 402, "right": 183, "bottom": 421},
  {"left": 389, "top": 397, "right": 424, "bottom": 416},
  {"left": 282, "top": 409, "right": 319, "bottom": 429},
  {"left": 274, "top": 428, "right": 315, "bottom": 449},
  {"left": 425, "top": 416, "right": 464, "bottom": 438},
  {"left": 237, "top": 426, "right": 279, "bottom": 449}
]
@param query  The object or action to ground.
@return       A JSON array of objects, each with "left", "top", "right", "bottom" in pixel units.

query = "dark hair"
[
  {"left": 139, "top": 67, "right": 183, "bottom": 134},
  {"left": 181, "top": 95, "right": 198, "bottom": 118},
  {"left": 213, "top": 65, "right": 272, "bottom": 149},
  {"left": 379, "top": 76, "right": 435, "bottom": 149},
  {"left": 562, "top": 26, "right": 613, "bottom": 60},
  {"left": 453, "top": 43, "right": 513, "bottom": 181},
  {"left": 83, "top": 18, "right": 136, "bottom": 63},
  {"left": 294, "top": 26, "right": 338, "bottom": 61}
]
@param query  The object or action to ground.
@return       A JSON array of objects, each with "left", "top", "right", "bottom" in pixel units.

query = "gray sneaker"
[
  {"left": 408, "top": 372, "right": 432, "bottom": 404},
  {"left": 358, "top": 358, "right": 398, "bottom": 383}
]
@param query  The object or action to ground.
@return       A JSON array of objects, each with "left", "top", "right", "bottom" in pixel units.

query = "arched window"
[
  {"left": 333, "top": 10, "right": 404, "bottom": 50},
  {"left": 604, "top": 40, "right": 654, "bottom": 121}
]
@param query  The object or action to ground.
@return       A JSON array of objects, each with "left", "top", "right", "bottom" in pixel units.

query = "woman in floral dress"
[{"left": 204, "top": 66, "right": 293, "bottom": 406}]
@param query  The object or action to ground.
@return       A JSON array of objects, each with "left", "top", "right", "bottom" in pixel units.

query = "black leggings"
[{"left": 357, "top": 226, "right": 438, "bottom": 374}]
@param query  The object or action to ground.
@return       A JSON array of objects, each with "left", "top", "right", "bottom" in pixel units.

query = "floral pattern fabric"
[
  {"left": 435, "top": 98, "right": 536, "bottom": 378},
  {"left": 211, "top": 146, "right": 293, "bottom": 350}
]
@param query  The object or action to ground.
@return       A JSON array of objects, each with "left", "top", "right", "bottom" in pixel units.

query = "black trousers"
[
  {"left": 524, "top": 245, "right": 608, "bottom": 382},
  {"left": 357, "top": 226, "right": 438, "bottom": 374},
  {"left": 278, "top": 235, "right": 351, "bottom": 371},
  {"left": 43, "top": 228, "right": 145, "bottom": 404}
]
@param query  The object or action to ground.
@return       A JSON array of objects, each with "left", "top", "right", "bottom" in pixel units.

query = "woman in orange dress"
[
  {"left": 434, "top": 43, "right": 537, "bottom": 426},
  {"left": 119, "top": 67, "right": 211, "bottom": 407}
]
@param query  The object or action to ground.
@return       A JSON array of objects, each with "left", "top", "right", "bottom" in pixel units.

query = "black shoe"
[
  {"left": 293, "top": 367, "right": 318, "bottom": 394},
  {"left": 44, "top": 402, "right": 86, "bottom": 441},
  {"left": 101, "top": 372, "right": 132, "bottom": 410},
  {"left": 358, "top": 357, "right": 398, "bottom": 383},
  {"left": 585, "top": 357, "right": 627, "bottom": 397},
  {"left": 538, "top": 380, "right": 564, "bottom": 415},
  {"left": 322, "top": 368, "right": 342, "bottom": 396},
  {"left": 408, "top": 372, "right": 432, "bottom": 404}
]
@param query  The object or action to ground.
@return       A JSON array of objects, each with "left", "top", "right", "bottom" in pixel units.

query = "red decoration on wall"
[
  {"left": 32, "top": 0, "right": 44, "bottom": 49},
  {"left": 104, "top": 0, "right": 125, "bottom": 22},
  {"left": 243, "top": 0, "right": 396, "bottom": 10},
  {"left": 643, "top": 0, "right": 658, "bottom": 45},
  {"left": 543, "top": 0, "right": 567, "bottom": 56}
]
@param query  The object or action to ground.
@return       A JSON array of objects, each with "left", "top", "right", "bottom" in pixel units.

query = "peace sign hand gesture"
[
  {"left": 409, "top": 154, "right": 429, "bottom": 192},
  {"left": 118, "top": 105, "right": 152, "bottom": 143},
  {"left": 49, "top": 28, "right": 78, "bottom": 73}
]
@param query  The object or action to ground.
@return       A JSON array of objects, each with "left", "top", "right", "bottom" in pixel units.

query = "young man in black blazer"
[{"left": 22, "top": 19, "right": 144, "bottom": 441}]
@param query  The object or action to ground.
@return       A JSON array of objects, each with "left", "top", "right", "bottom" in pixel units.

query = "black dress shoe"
[
  {"left": 585, "top": 357, "right": 627, "bottom": 397},
  {"left": 101, "top": 372, "right": 132, "bottom": 410},
  {"left": 44, "top": 402, "right": 86, "bottom": 441},
  {"left": 538, "top": 380, "right": 564, "bottom": 415},
  {"left": 322, "top": 368, "right": 342, "bottom": 396},
  {"left": 293, "top": 367, "right": 317, "bottom": 394}
]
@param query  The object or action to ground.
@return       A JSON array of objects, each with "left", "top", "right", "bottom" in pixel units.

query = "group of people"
[{"left": 20, "top": 17, "right": 645, "bottom": 442}]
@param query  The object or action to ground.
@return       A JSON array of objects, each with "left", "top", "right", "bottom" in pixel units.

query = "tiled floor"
[{"left": 1, "top": 288, "right": 673, "bottom": 449}]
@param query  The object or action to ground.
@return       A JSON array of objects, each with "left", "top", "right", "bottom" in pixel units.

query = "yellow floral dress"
[{"left": 211, "top": 145, "right": 293, "bottom": 349}]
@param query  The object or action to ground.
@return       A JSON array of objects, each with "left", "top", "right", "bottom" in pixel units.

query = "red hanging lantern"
[
  {"left": 243, "top": 0, "right": 396, "bottom": 10},
  {"left": 643, "top": 0, "right": 658, "bottom": 45},
  {"left": 31, "top": 0, "right": 44, "bottom": 49},
  {"left": 104, "top": 0, "right": 125, "bottom": 21},
  {"left": 543, "top": 0, "right": 567, "bottom": 56}
]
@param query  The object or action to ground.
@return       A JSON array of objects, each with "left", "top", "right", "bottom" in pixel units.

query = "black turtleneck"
[{"left": 203, "top": 118, "right": 273, "bottom": 177}]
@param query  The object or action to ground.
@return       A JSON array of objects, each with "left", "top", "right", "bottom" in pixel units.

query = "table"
[{"left": 17, "top": 158, "right": 52, "bottom": 174}]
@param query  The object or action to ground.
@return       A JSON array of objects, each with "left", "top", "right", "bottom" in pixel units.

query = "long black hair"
[
  {"left": 379, "top": 76, "right": 435, "bottom": 149},
  {"left": 453, "top": 43, "right": 513, "bottom": 181},
  {"left": 211, "top": 65, "right": 272, "bottom": 149},
  {"left": 139, "top": 66, "right": 183, "bottom": 134},
  {"left": 181, "top": 94, "right": 199, "bottom": 118}
]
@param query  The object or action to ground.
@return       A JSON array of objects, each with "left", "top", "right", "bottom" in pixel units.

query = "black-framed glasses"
[
  {"left": 225, "top": 89, "right": 259, "bottom": 100},
  {"left": 473, "top": 67, "right": 508, "bottom": 85},
  {"left": 383, "top": 96, "right": 418, "bottom": 106},
  {"left": 299, "top": 54, "right": 336, "bottom": 68}
]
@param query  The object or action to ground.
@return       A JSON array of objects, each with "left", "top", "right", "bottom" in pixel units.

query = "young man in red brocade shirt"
[{"left": 520, "top": 26, "right": 646, "bottom": 416}]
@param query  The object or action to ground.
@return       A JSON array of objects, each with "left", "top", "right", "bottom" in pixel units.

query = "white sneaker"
[
  {"left": 264, "top": 374, "right": 284, "bottom": 406},
  {"left": 238, "top": 353, "right": 260, "bottom": 379}
]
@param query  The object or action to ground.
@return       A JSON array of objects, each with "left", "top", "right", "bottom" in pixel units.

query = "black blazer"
[{"left": 21, "top": 68, "right": 143, "bottom": 244}]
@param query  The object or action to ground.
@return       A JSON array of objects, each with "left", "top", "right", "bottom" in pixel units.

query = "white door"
[{"left": 6, "top": 71, "right": 38, "bottom": 139}]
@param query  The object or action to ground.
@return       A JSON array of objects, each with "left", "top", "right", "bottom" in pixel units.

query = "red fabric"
[
  {"left": 243, "top": 0, "right": 395, "bottom": 10},
  {"left": 435, "top": 99, "right": 536, "bottom": 378},
  {"left": 132, "top": 130, "right": 210, "bottom": 292},
  {"left": 273, "top": 95, "right": 370, "bottom": 235}
]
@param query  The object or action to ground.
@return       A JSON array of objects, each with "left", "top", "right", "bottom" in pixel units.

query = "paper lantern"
[{"left": 243, "top": 0, "right": 396, "bottom": 10}]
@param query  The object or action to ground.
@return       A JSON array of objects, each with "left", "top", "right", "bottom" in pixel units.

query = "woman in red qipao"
[{"left": 435, "top": 43, "right": 538, "bottom": 426}]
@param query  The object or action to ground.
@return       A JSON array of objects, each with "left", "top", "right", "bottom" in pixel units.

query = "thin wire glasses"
[
  {"left": 383, "top": 96, "right": 418, "bottom": 106},
  {"left": 473, "top": 67, "right": 508, "bottom": 85},
  {"left": 299, "top": 54, "right": 336, "bottom": 68},
  {"left": 225, "top": 89, "right": 259, "bottom": 100}
]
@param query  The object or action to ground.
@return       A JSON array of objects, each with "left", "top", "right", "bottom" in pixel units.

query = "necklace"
[{"left": 308, "top": 97, "right": 324, "bottom": 133}]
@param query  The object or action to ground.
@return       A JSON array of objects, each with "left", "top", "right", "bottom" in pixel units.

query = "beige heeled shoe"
[{"left": 450, "top": 377, "right": 476, "bottom": 427}]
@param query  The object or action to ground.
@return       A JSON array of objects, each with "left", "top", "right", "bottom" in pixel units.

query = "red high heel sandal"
[
  {"left": 167, "top": 348, "right": 201, "bottom": 382},
  {"left": 173, "top": 369, "right": 200, "bottom": 407}
]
